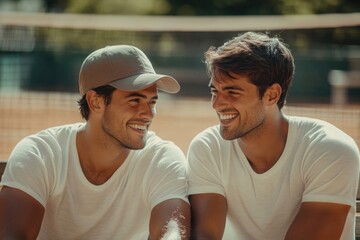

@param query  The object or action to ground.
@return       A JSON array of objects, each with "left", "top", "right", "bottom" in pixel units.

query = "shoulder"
[
  {"left": 289, "top": 116, "right": 359, "bottom": 164},
  {"left": 188, "top": 125, "right": 228, "bottom": 154},
  {"left": 187, "top": 125, "right": 234, "bottom": 163},
  {"left": 9, "top": 123, "right": 83, "bottom": 166},
  {"left": 289, "top": 116, "right": 357, "bottom": 148},
  {"left": 132, "top": 132, "right": 187, "bottom": 178},
  {"left": 190, "top": 125, "right": 222, "bottom": 146},
  {"left": 15, "top": 123, "right": 82, "bottom": 151},
  {"left": 39, "top": 123, "right": 84, "bottom": 140},
  {"left": 145, "top": 131, "right": 182, "bottom": 151},
  {"left": 3, "top": 124, "right": 83, "bottom": 206},
  {"left": 140, "top": 131, "right": 186, "bottom": 161}
]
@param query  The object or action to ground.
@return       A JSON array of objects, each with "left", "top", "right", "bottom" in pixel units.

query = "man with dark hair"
[
  {"left": 187, "top": 32, "right": 359, "bottom": 239},
  {"left": 0, "top": 45, "right": 190, "bottom": 239}
]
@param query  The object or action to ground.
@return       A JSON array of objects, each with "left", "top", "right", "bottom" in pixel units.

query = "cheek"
[
  {"left": 105, "top": 106, "right": 129, "bottom": 125},
  {"left": 151, "top": 106, "right": 157, "bottom": 115}
]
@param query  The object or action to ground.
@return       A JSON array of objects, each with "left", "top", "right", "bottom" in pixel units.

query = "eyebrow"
[
  {"left": 125, "top": 92, "right": 158, "bottom": 100},
  {"left": 209, "top": 84, "right": 245, "bottom": 92}
]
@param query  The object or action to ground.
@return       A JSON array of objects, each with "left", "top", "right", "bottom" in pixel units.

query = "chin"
[
  {"left": 131, "top": 141, "right": 146, "bottom": 150},
  {"left": 121, "top": 138, "right": 146, "bottom": 150},
  {"left": 220, "top": 131, "right": 236, "bottom": 141}
]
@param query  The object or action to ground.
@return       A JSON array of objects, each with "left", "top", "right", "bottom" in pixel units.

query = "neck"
[
  {"left": 76, "top": 124, "right": 129, "bottom": 185},
  {"left": 238, "top": 112, "right": 288, "bottom": 174}
]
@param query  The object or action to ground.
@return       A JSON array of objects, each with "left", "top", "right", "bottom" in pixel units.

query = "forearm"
[
  {"left": 189, "top": 193, "right": 227, "bottom": 240},
  {"left": 0, "top": 230, "right": 35, "bottom": 240},
  {"left": 285, "top": 202, "right": 349, "bottom": 240},
  {"left": 0, "top": 187, "right": 44, "bottom": 240},
  {"left": 191, "top": 232, "right": 222, "bottom": 240},
  {"left": 149, "top": 199, "right": 191, "bottom": 240}
]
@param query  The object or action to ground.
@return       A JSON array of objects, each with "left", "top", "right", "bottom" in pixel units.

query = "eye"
[
  {"left": 226, "top": 89, "right": 243, "bottom": 97},
  {"left": 228, "top": 91, "right": 239, "bottom": 95},
  {"left": 149, "top": 99, "right": 157, "bottom": 105},
  {"left": 210, "top": 88, "right": 218, "bottom": 95},
  {"left": 129, "top": 98, "right": 140, "bottom": 106}
]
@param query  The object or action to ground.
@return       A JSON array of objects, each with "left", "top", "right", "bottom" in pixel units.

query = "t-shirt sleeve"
[
  {"left": 0, "top": 135, "right": 53, "bottom": 207},
  {"left": 186, "top": 131, "right": 225, "bottom": 197},
  {"left": 143, "top": 142, "right": 189, "bottom": 210},
  {"left": 302, "top": 135, "right": 360, "bottom": 208}
]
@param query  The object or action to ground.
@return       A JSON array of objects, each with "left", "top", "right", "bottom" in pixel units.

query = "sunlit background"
[{"left": 0, "top": 0, "right": 359, "bottom": 159}]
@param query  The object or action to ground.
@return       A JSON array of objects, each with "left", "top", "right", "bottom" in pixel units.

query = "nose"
[
  {"left": 140, "top": 103, "right": 156, "bottom": 120},
  {"left": 212, "top": 92, "right": 227, "bottom": 110}
]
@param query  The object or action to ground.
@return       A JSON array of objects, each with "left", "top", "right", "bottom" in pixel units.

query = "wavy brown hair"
[{"left": 204, "top": 32, "right": 295, "bottom": 109}]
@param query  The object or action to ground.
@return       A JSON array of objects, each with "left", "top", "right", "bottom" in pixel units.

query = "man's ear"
[
  {"left": 86, "top": 90, "right": 104, "bottom": 113},
  {"left": 264, "top": 83, "right": 282, "bottom": 106}
]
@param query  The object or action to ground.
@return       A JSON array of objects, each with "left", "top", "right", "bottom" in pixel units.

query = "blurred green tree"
[
  {"left": 44, "top": 0, "right": 360, "bottom": 15},
  {"left": 167, "top": 0, "right": 360, "bottom": 15},
  {"left": 64, "top": 0, "right": 171, "bottom": 15}
]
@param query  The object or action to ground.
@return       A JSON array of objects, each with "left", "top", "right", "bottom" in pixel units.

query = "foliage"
[
  {"left": 53, "top": 0, "right": 360, "bottom": 15},
  {"left": 64, "top": 0, "right": 170, "bottom": 15}
]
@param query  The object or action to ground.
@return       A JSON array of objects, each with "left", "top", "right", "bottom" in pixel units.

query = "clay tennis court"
[
  {"left": 0, "top": 91, "right": 359, "bottom": 160},
  {"left": 0, "top": 91, "right": 360, "bottom": 238}
]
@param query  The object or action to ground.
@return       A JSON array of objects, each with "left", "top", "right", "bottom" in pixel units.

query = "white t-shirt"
[
  {"left": 187, "top": 116, "right": 360, "bottom": 240},
  {"left": 1, "top": 123, "right": 188, "bottom": 239}
]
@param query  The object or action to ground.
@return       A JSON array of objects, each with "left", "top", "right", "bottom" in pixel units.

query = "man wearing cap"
[{"left": 0, "top": 45, "right": 190, "bottom": 239}]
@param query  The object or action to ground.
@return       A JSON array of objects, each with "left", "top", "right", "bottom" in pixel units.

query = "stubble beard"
[
  {"left": 220, "top": 104, "right": 266, "bottom": 140},
  {"left": 102, "top": 111, "right": 147, "bottom": 150},
  {"left": 220, "top": 117, "right": 265, "bottom": 140}
]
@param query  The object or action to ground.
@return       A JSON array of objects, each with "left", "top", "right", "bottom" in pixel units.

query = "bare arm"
[
  {"left": 285, "top": 202, "right": 350, "bottom": 240},
  {"left": 149, "top": 198, "right": 191, "bottom": 240},
  {"left": 189, "top": 193, "right": 227, "bottom": 240},
  {"left": 0, "top": 186, "right": 45, "bottom": 239}
]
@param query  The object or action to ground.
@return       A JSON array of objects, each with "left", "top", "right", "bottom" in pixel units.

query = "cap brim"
[{"left": 108, "top": 73, "right": 180, "bottom": 94}]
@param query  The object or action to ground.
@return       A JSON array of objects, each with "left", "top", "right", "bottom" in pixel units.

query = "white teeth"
[
  {"left": 129, "top": 124, "right": 147, "bottom": 130},
  {"left": 219, "top": 114, "right": 236, "bottom": 120}
]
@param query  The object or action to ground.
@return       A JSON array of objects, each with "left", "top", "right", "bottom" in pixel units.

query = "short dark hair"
[
  {"left": 204, "top": 32, "right": 295, "bottom": 109},
  {"left": 78, "top": 85, "right": 116, "bottom": 120}
]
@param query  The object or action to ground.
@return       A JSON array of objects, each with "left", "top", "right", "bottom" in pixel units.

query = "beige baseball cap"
[{"left": 79, "top": 45, "right": 180, "bottom": 96}]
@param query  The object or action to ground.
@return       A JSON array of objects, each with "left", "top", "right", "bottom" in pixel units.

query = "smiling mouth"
[
  {"left": 128, "top": 124, "right": 148, "bottom": 132},
  {"left": 219, "top": 113, "right": 237, "bottom": 121}
]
